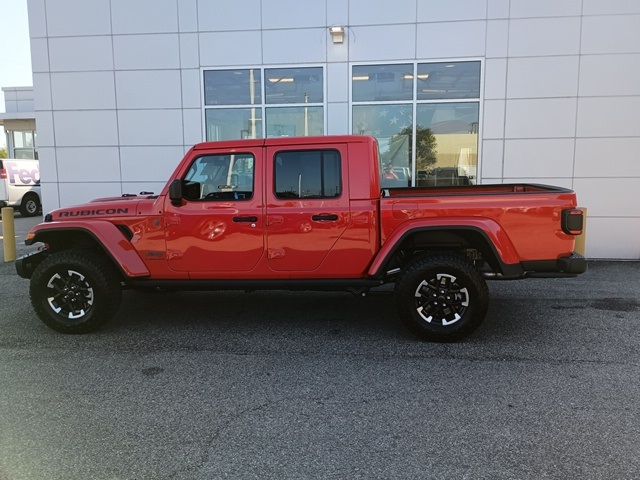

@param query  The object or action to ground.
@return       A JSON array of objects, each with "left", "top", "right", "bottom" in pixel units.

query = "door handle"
[
  {"left": 312, "top": 214, "right": 339, "bottom": 222},
  {"left": 233, "top": 216, "right": 258, "bottom": 223}
]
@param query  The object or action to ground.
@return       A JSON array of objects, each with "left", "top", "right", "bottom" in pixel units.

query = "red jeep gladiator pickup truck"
[{"left": 16, "top": 135, "right": 586, "bottom": 341}]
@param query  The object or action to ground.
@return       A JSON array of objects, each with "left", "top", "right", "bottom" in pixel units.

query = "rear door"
[{"left": 265, "top": 144, "right": 350, "bottom": 272}]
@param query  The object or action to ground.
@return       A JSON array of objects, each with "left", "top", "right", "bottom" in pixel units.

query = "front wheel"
[
  {"left": 395, "top": 254, "right": 489, "bottom": 342},
  {"left": 30, "top": 250, "right": 122, "bottom": 333}
]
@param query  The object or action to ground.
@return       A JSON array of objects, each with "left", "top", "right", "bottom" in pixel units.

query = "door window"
[
  {"left": 274, "top": 150, "right": 341, "bottom": 199},
  {"left": 184, "top": 153, "right": 255, "bottom": 201}
]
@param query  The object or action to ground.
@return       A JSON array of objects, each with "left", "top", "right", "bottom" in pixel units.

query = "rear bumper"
[
  {"left": 520, "top": 253, "right": 587, "bottom": 278},
  {"left": 15, "top": 250, "right": 48, "bottom": 279},
  {"left": 490, "top": 253, "right": 587, "bottom": 280},
  {"left": 556, "top": 253, "right": 588, "bottom": 275}
]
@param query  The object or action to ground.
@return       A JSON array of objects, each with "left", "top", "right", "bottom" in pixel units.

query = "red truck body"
[{"left": 17, "top": 135, "right": 586, "bottom": 340}]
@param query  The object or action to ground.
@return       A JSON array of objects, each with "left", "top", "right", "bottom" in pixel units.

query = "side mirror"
[{"left": 169, "top": 179, "right": 183, "bottom": 206}]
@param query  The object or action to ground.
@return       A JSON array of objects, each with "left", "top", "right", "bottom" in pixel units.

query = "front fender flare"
[
  {"left": 26, "top": 220, "right": 150, "bottom": 278},
  {"left": 368, "top": 217, "right": 520, "bottom": 277}
]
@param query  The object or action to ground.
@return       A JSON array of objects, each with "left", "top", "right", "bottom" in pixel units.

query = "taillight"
[
  {"left": 562, "top": 209, "right": 584, "bottom": 235},
  {"left": 0, "top": 168, "right": 6, "bottom": 179}
]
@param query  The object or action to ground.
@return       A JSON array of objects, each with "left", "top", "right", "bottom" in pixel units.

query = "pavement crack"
[{"left": 165, "top": 399, "right": 278, "bottom": 479}]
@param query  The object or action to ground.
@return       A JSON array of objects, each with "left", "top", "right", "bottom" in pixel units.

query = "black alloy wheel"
[
  {"left": 395, "top": 254, "right": 489, "bottom": 342},
  {"left": 30, "top": 250, "right": 122, "bottom": 333},
  {"left": 44, "top": 269, "right": 95, "bottom": 320}
]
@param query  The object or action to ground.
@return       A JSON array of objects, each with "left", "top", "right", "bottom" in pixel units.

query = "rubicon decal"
[{"left": 59, "top": 208, "right": 129, "bottom": 217}]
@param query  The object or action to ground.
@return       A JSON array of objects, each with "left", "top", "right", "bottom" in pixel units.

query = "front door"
[
  {"left": 265, "top": 144, "right": 350, "bottom": 272},
  {"left": 164, "top": 147, "right": 264, "bottom": 273}
]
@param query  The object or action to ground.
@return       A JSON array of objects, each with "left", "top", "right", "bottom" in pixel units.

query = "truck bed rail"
[{"left": 382, "top": 183, "right": 573, "bottom": 198}]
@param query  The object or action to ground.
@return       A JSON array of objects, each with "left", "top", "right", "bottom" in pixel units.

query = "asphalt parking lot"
[{"left": 1, "top": 215, "right": 639, "bottom": 479}]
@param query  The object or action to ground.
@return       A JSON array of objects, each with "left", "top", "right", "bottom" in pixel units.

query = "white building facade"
[{"left": 27, "top": 0, "right": 640, "bottom": 259}]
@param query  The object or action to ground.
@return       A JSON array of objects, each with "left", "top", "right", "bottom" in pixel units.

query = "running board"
[{"left": 128, "top": 278, "right": 385, "bottom": 292}]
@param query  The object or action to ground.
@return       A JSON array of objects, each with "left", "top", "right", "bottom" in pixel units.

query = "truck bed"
[{"left": 380, "top": 183, "right": 578, "bottom": 263}]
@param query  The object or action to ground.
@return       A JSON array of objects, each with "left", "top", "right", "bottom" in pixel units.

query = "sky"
[{"left": 0, "top": 0, "right": 33, "bottom": 148}]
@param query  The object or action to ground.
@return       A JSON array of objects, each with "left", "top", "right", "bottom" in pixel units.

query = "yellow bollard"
[
  {"left": 574, "top": 207, "right": 587, "bottom": 257},
  {"left": 2, "top": 207, "right": 17, "bottom": 262}
]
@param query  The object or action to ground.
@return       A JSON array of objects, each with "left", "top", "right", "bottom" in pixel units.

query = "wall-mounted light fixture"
[{"left": 329, "top": 26, "right": 345, "bottom": 44}]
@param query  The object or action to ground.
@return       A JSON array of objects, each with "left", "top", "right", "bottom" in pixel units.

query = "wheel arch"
[
  {"left": 368, "top": 219, "right": 522, "bottom": 277},
  {"left": 21, "top": 190, "right": 40, "bottom": 202},
  {"left": 27, "top": 221, "right": 150, "bottom": 279}
]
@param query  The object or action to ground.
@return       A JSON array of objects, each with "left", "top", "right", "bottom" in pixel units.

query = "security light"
[{"left": 329, "top": 26, "right": 345, "bottom": 44}]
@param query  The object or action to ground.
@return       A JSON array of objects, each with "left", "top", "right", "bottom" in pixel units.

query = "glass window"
[
  {"left": 11, "top": 131, "right": 37, "bottom": 159},
  {"left": 183, "top": 153, "right": 255, "bottom": 201},
  {"left": 203, "top": 67, "right": 325, "bottom": 141},
  {"left": 274, "top": 150, "right": 341, "bottom": 199},
  {"left": 13, "top": 149, "right": 34, "bottom": 159},
  {"left": 204, "top": 69, "right": 261, "bottom": 105},
  {"left": 265, "top": 67, "right": 323, "bottom": 104},
  {"left": 205, "top": 108, "right": 263, "bottom": 141},
  {"left": 266, "top": 106, "right": 324, "bottom": 138},
  {"left": 352, "top": 64, "right": 413, "bottom": 102},
  {"left": 13, "top": 131, "right": 25, "bottom": 148},
  {"left": 24, "top": 132, "right": 34, "bottom": 148},
  {"left": 352, "top": 61, "right": 481, "bottom": 188},
  {"left": 417, "top": 62, "right": 481, "bottom": 100},
  {"left": 352, "top": 104, "right": 413, "bottom": 188},
  {"left": 415, "top": 103, "right": 479, "bottom": 186}
]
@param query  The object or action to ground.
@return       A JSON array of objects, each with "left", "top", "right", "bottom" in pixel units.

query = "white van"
[{"left": 0, "top": 159, "right": 41, "bottom": 217}]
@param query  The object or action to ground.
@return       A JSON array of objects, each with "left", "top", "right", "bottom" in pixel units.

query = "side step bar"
[{"left": 128, "top": 278, "right": 385, "bottom": 292}]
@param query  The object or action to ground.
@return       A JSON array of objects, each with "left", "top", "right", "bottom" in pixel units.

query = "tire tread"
[
  {"left": 30, "top": 249, "right": 121, "bottom": 333},
  {"left": 395, "top": 253, "right": 489, "bottom": 342}
]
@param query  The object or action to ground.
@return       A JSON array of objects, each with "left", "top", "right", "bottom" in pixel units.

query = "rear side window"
[
  {"left": 183, "top": 153, "right": 254, "bottom": 201},
  {"left": 274, "top": 150, "right": 341, "bottom": 199}
]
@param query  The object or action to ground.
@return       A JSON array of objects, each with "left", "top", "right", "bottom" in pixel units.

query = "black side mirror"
[{"left": 169, "top": 179, "right": 183, "bottom": 206}]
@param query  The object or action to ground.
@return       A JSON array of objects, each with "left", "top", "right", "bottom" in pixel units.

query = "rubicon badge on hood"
[{"left": 59, "top": 208, "right": 129, "bottom": 217}]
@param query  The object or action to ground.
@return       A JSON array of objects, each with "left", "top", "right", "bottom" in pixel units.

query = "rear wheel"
[
  {"left": 395, "top": 254, "right": 489, "bottom": 342},
  {"left": 30, "top": 250, "right": 122, "bottom": 333},
  {"left": 19, "top": 193, "right": 41, "bottom": 217}
]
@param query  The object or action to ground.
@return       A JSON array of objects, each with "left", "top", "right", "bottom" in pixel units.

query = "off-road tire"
[
  {"left": 19, "top": 193, "right": 41, "bottom": 217},
  {"left": 395, "top": 253, "right": 489, "bottom": 342},
  {"left": 30, "top": 250, "right": 122, "bottom": 333}
]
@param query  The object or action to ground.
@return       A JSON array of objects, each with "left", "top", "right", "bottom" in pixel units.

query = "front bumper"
[{"left": 15, "top": 250, "right": 48, "bottom": 279}]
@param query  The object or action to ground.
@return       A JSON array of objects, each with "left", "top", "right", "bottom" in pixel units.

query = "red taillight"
[
  {"left": 562, "top": 209, "right": 584, "bottom": 235},
  {"left": 0, "top": 168, "right": 6, "bottom": 179}
]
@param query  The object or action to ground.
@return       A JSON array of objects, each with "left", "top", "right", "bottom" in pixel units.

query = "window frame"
[
  {"left": 8, "top": 130, "right": 38, "bottom": 160},
  {"left": 201, "top": 64, "right": 327, "bottom": 142},
  {"left": 349, "top": 58, "right": 484, "bottom": 187},
  {"left": 181, "top": 152, "right": 257, "bottom": 202},
  {"left": 272, "top": 148, "right": 343, "bottom": 200}
]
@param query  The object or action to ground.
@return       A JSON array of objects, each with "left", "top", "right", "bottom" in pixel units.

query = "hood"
[{"left": 47, "top": 194, "right": 160, "bottom": 222}]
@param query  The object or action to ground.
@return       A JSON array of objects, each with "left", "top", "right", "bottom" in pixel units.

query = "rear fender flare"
[
  {"left": 368, "top": 218, "right": 520, "bottom": 277},
  {"left": 27, "top": 220, "right": 150, "bottom": 278}
]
